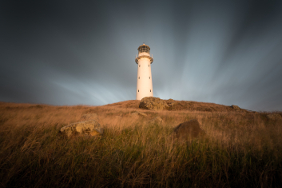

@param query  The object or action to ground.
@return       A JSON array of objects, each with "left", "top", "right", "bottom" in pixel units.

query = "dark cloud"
[{"left": 1, "top": 0, "right": 282, "bottom": 111}]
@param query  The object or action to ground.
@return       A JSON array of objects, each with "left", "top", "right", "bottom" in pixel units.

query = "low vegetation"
[{"left": 0, "top": 100, "right": 281, "bottom": 187}]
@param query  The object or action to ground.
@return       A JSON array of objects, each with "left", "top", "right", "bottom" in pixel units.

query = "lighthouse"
[{"left": 135, "top": 44, "right": 154, "bottom": 100}]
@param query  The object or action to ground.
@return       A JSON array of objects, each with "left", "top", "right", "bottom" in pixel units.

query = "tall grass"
[{"left": 0, "top": 102, "right": 281, "bottom": 187}]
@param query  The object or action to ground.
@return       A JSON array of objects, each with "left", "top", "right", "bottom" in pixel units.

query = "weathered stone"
[
  {"left": 166, "top": 99, "right": 176, "bottom": 106},
  {"left": 166, "top": 99, "right": 178, "bottom": 110},
  {"left": 60, "top": 120, "right": 103, "bottom": 138},
  {"left": 231, "top": 105, "right": 241, "bottom": 111},
  {"left": 173, "top": 119, "right": 205, "bottom": 140},
  {"left": 139, "top": 97, "right": 169, "bottom": 110}
]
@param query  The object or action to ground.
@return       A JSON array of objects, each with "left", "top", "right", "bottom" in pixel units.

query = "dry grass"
[{"left": 0, "top": 101, "right": 282, "bottom": 187}]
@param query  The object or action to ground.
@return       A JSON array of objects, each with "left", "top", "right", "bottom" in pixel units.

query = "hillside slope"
[{"left": 0, "top": 100, "right": 282, "bottom": 187}]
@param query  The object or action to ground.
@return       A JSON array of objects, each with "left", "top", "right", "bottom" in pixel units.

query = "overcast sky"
[{"left": 1, "top": 0, "right": 282, "bottom": 111}]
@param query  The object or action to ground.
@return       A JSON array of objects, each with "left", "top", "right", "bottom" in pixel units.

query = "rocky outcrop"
[
  {"left": 139, "top": 97, "right": 169, "bottom": 110},
  {"left": 60, "top": 120, "right": 103, "bottom": 137},
  {"left": 173, "top": 119, "right": 205, "bottom": 140},
  {"left": 137, "top": 97, "right": 250, "bottom": 112},
  {"left": 231, "top": 105, "right": 241, "bottom": 111}
]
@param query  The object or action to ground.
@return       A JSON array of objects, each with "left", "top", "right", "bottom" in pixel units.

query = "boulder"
[
  {"left": 60, "top": 120, "right": 103, "bottom": 138},
  {"left": 139, "top": 97, "right": 169, "bottom": 110},
  {"left": 166, "top": 98, "right": 176, "bottom": 106},
  {"left": 231, "top": 105, "right": 241, "bottom": 111},
  {"left": 173, "top": 119, "right": 205, "bottom": 140}
]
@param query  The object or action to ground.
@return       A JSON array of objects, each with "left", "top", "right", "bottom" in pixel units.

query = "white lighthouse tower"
[{"left": 135, "top": 43, "right": 154, "bottom": 100}]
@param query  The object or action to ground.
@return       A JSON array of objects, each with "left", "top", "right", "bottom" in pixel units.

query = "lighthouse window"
[
  {"left": 150, "top": 89, "right": 151, "bottom": 92},
  {"left": 149, "top": 77, "right": 150, "bottom": 79},
  {"left": 139, "top": 77, "right": 140, "bottom": 79},
  {"left": 138, "top": 90, "right": 139, "bottom": 92},
  {"left": 138, "top": 46, "right": 150, "bottom": 53}
]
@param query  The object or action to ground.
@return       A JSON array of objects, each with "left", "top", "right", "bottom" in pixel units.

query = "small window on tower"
[
  {"left": 139, "top": 65, "right": 140, "bottom": 67},
  {"left": 149, "top": 77, "right": 150, "bottom": 79},
  {"left": 139, "top": 77, "right": 140, "bottom": 79},
  {"left": 138, "top": 90, "right": 139, "bottom": 92},
  {"left": 150, "top": 89, "right": 151, "bottom": 92}
]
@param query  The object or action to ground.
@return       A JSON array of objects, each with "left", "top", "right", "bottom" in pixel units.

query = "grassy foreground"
[{"left": 0, "top": 101, "right": 282, "bottom": 187}]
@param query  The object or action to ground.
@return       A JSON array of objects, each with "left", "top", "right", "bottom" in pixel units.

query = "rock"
[
  {"left": 173, "top": 119, "right": 205, "bottom": 140},
  {"left": 166, "top": 99, "right": 175, "bottom": 105},
  {"left": 266, "top": 113, "right": 282, "bottom": 121},
  {"left": 231, "top": 105, "right": 241, "bottom": 111},
  {"left": 166, "top": 99, "right": 177, "bottom": 110},
  {"left": 60, "top": 120, "right": 103, "bottom": 138},
  {"left": 139, "top": 97, "right": 169, "bottom": 110}
]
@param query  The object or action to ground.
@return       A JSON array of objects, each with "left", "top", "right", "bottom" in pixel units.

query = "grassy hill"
[{"left": 0, "top": 100, "right": 281, "bottom": 187}]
